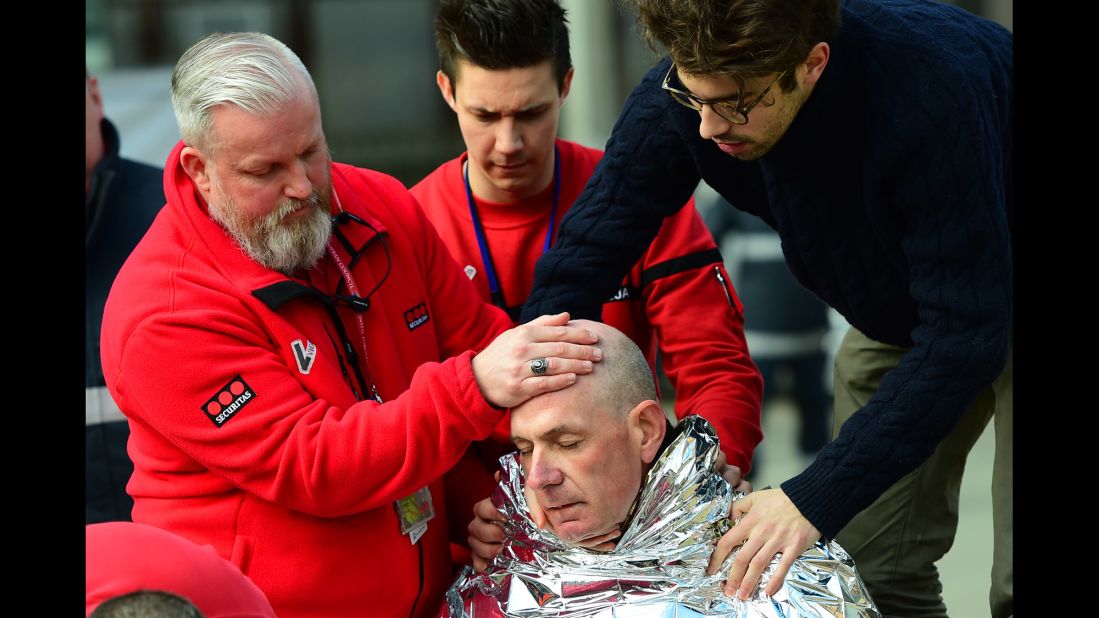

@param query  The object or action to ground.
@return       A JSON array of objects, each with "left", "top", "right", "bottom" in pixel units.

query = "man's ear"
[
  {"left": 801, "top": 42, "right": 830, "bottom": 88},
  {"left": 437, "top": 70, "right": 458, "bottom": 112},
  {"left": 180, "top": 146, "right": 213, "bottom": 194},
  {"left": 629, "top": 400, "right": 667, "bottom": 465},
  {"left": 559, "top": 66, "right": 575, "bottom": 102}
]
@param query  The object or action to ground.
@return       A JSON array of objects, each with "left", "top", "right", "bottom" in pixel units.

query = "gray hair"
[{"left": 170, "top": 32, "right": 317, "bottom": 151}]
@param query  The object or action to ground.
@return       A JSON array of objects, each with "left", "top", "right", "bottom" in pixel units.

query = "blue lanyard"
[{"left": 463, "top": 145, "right": 561, "bottom": 313}]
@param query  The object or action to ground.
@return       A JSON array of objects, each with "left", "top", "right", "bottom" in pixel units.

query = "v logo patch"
[{"left": 291, "top": 339, "right": 317, "bottom": 375}]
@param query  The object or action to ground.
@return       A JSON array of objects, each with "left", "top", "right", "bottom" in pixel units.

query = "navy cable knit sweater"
[{"left": 522, "top": 0, "right": 1012, "bottom": 538}]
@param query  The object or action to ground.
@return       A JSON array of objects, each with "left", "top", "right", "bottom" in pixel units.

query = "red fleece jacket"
[{"left": 100, "top": 140, "right": 514, "bottom": 617}]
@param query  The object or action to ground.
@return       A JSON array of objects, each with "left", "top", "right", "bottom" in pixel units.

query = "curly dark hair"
[
  {"left": 623, "top": 0, "right": 839, "bottom": 92},
  {"left": 434, "top": 0, "right": 572, "bottom": 92}
]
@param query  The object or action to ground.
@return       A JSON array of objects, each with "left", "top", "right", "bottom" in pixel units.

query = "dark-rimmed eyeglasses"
[{"left": 661, "top": 63, "right": 787, "bottom": 125}]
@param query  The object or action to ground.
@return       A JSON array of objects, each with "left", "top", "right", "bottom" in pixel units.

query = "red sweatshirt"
[
  {"left": 411, "top": 140, "right": 763, "bottom": 527},
  {"left": 100, "top": 140, "right": 515, "bottom": 618}
]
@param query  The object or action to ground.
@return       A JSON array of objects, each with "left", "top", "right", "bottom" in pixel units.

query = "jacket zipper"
[{"left": 714, "top": 266, "right": 734, "bottom": 308}]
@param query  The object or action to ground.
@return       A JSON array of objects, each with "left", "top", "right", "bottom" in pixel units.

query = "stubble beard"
[{"left": 721, "top": 85, "right": 810, "bottom": 162}]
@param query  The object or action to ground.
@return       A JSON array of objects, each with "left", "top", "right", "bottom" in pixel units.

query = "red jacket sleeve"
[
  {"left": 113, "top": 309, "right": 506, "bottom": 518},
  {"left": 640, "top": 199, "right": 764, "bottom": 472}
]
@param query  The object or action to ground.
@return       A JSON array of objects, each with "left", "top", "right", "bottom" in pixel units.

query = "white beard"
[{"left": 208, "top": 185, "right": 333, "bottom": 273}]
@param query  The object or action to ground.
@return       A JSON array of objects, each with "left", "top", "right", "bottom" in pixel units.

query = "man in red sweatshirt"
[
  {"left": 99, "top": 31, "right": 604, "bottom": 618},
  {"left": 410, "top": 0, "right": 764, "bottom": 568}
]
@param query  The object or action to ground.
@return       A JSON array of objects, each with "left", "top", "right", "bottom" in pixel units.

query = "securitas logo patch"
[
  {"left": 201, "top": 376, "right": 256, "bottom": 428},
  {"left": 404, "top": 303, "right": 430, "bottom": 331}
]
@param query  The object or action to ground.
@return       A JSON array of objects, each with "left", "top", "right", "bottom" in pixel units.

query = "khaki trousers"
[{"left": 832, "top": 327, "right": 1012, "bottom": 618}]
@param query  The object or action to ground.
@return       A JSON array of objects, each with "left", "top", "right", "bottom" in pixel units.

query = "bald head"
[
  {"left": 510, "top": 321, "right": 666, "bottom": 545},
  {"left": 521, "top": 319, "right": 656, "bottom": 417}
]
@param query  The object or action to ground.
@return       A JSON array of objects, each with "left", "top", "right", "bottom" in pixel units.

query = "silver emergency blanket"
[{"left": 444, "top": 415, "right": 879, "bottom": 617}]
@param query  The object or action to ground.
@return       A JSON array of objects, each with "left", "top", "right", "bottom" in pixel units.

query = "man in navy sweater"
[{"left": 520, "top": 1, "right": 1012, "bottom": 616}]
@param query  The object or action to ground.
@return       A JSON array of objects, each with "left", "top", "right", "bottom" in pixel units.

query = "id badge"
[{"left": 394, "top": 486, "right": 435, "bottom": 536}]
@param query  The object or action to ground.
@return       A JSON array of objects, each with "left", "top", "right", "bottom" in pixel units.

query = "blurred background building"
[
  {"left": 85, "top": 0, "right": 671, "bottom": 180},
  {"left": 85, "top": 0, "right": 1011, "bottom": 176},
  {"left": 86, "top": 2, "right": 1012, "bottom": 615}
]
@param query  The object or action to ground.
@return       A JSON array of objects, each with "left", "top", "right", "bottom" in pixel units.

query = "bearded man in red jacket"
[{"left": 99, "top": 31, "right": 603, "bottom": 618}]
